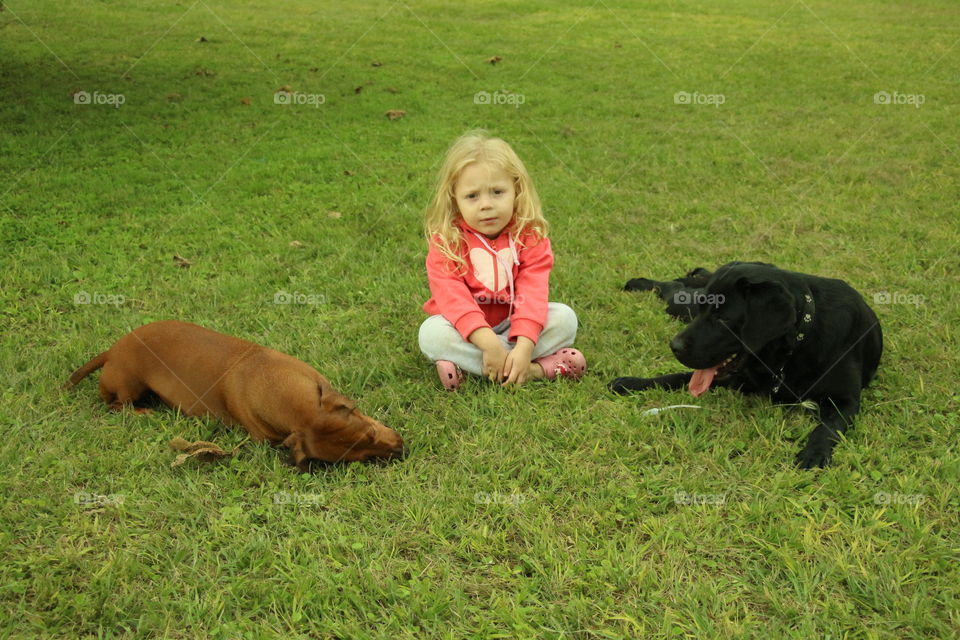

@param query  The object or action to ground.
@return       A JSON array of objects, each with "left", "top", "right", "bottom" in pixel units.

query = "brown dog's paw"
[{"left": 282, "top": 432, "right": 311, "bottom": 473}]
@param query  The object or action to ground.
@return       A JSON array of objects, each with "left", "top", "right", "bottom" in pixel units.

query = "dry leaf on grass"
[
  {"left": 172, "top": 255, "right": 192, "bottom": 268},
  {"left": 169, "top": 437, "right": 238, "bottom": 468},
  {"left": 385, "top": 109, "right": 406, "bottom": 120},
  {"left": 289, "top": 240, "right": 304, "bottom": 247},
  {"left": 487, "top": 56, "right": 503, "bottom": 65},
  {"left": 328, "top": 211, "right": 342, "bottom": 219},
  {"left": 239, "top": 97, "right": 252, "bottom": 105}
]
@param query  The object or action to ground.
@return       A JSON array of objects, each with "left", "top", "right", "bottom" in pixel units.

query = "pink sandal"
[
  {"left": 436, "top": 360, "right": 465, "bottom": 391},
  {"left": 535, "top": 348, "right": 587, "bottom": 381}
]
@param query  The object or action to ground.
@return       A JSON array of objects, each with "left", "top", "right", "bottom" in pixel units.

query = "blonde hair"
[{"left": 424, "top": 130, "right": 548, "bottom": 266}]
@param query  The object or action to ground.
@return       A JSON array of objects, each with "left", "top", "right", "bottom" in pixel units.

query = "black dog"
[{"left": 610, "top": 262, "right": 882, "bottom": 468}]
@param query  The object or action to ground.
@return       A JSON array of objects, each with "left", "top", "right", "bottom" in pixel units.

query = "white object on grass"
[{"left": 641, "top": 404, "right": 702, "bottom": 416}]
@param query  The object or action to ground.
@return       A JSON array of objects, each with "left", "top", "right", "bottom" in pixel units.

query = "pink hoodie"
[{"left": 423, "top": 222, "right": 553, "bottom": 343}]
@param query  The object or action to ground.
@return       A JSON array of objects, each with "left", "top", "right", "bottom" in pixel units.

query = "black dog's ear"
[{"left": 738, "top": 280, "right": 796, "bottom": 352}]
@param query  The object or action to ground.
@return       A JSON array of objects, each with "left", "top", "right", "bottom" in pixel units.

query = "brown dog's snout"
[
  {"left": 391, "top": 441, "right": 408, "bottom": 460},
  {"left": 377, "top": 425, "right": 407, "bottom": 460}
]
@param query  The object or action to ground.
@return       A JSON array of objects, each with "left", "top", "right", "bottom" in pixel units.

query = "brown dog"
[{"left": 65, "top": 320, "right": 405, "bottom": 470}]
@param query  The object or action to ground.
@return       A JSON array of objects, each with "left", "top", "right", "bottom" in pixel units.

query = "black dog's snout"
[{"left": 670, "top": 335, "right": 687, "bottom": 356}]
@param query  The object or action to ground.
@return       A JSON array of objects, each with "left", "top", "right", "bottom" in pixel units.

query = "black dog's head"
[{"left": 669, "top": 262, "right": 801, "bottom": 393}]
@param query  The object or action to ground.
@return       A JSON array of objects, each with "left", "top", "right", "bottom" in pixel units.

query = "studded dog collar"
[{"left": 772, "top": 289, "right": 815, "bottom": 394}]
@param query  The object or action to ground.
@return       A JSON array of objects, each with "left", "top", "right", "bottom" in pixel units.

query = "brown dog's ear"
[
  {"left": 739, "top": 280, "right": 797, "bottom": 352},
  {"left": 323, "top": 396, "right": 356, "bottom": 414},
  {"left": 282, "top": 432, "right": 310, "bottom": 473},
  {"left": 318, "top": 382, "right": 356, "bottom": 414}
]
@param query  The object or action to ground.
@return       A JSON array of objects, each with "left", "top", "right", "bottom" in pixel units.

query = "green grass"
[{"left": 2, "top": 0, "right": 959, "bottom": 637}]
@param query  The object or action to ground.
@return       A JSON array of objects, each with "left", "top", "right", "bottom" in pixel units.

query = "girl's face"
[{"left": 453, "top": 162, "right": 516, "bottom": 238}]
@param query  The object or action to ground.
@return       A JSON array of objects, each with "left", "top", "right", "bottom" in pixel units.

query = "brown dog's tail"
[{"left": 63, "top": 352, "right": 108, "bottom": 389}]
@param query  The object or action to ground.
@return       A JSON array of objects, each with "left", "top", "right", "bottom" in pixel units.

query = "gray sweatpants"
[{"left": 418, "top": 303, "right": 578, "bottom": 376}]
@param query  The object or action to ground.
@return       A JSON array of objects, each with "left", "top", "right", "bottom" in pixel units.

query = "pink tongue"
[{"left": 689, "top": 367, "right": 719, "bottom": 397}]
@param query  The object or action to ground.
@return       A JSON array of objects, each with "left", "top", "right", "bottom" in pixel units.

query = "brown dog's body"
[{"left": 66, "top": 321, "right": 405, "bottom": 469}]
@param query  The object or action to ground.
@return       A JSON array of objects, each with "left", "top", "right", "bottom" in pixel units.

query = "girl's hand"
[
  {"left": 482, "top": 346, "right": 509, "bottom": 382},
  {"left": 502, "top": 337, "right": 535, "bottom": 386},
  {"left": 469, "top": 327, "right": 509, "bottom": 381}
]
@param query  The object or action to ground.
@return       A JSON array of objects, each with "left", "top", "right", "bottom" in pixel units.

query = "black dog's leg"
[
  {"left": 795, "top": 394, "right": 861, "bottom": 469},
  {"left": 609, "top": 372, "right": 693, "bottom": 395},
  {"left": 623, "top": 279, "right": 701, "bottom": 322},
  {"left": 624, "top": 269, "right": 713, "bottom": 322},
  {"left": 624, "top": 277, "right": 676, "bottom": 294}
]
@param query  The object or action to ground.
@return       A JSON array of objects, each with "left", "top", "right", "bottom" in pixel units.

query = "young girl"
[{"left": 418, "top": 131, "right": 586, "bottom": 391}]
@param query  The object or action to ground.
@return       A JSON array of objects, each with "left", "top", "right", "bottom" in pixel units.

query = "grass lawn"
[{"left": 2, "top": 0, "right": 959, "bottom": 637}]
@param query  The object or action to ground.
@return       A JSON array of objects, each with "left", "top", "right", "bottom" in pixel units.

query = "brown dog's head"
[{"left": 283, "top": 383, "right": 405, "bottom": 471}]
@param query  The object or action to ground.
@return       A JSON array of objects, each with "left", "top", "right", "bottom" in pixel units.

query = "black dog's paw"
[
  {"left": 796, "top": 424, "right": 843, "bottom": 468},
  {"left": 795, "top": 442, "right": 833, "bottom": 469},
  {"left": 624, "top": 278, "right": 660, "bottom": 292},
  {"left": 608, "top": 377, "right": 655, "bottom": 395}
]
